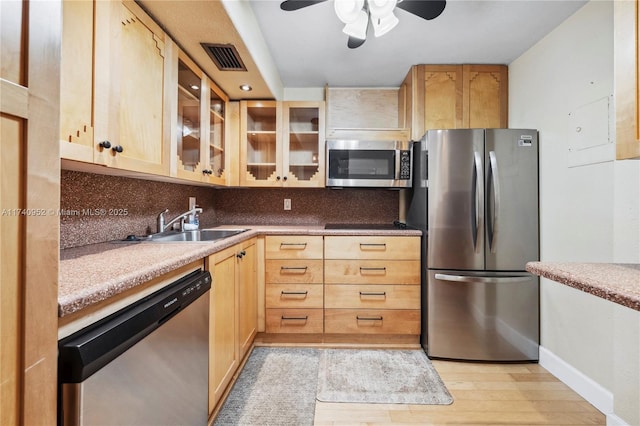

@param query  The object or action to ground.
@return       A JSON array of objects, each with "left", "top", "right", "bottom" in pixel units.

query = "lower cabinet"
[
  {"left": 324, "top": 236, "right": 421, "bottom": 336},
  {"left": 262, "top": 234, "right": 421, "bottom": 339},
  {"left": 264, "top": 235, "right": 324, "bottom": 333},
  {"left": 207, "top": 238, "right": 257, "bottom": 415}
]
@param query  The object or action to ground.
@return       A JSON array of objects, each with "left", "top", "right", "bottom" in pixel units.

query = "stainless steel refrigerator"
[{"left": 407, "top": 129, "right": 539, "bottom": 361}]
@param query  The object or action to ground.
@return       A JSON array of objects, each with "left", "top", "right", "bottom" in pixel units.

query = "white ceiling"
[
  {"left": 249, "top": 0, "right": 588, "bottom": 88},
  {"left": 140, "top": 0, "right": 588, "bottom": 99}
]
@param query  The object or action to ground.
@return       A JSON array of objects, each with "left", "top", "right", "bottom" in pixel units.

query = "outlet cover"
[{"left": 284, "top": 199, "right": 291, "bottom": 210}]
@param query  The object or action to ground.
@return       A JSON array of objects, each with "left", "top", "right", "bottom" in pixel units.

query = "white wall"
[{"left": 509, "top": 1, "right": 640, "bottom": 424}]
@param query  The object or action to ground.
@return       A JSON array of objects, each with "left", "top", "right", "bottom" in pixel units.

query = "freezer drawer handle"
[
  {"left": 359, "top": 291, "right": 386, "bottom": 297},
  {"left": 280, "top": 290, "right": 308, "bottom": 296},
  {"left": 281, "top": 315, "right": 308, "bottom": 321},
  {"left": 435, "top": 273, "right": 532, "bottom": 284},
  {"left": 356, "top": 316, "right": 383, "bottom": 321},
  {"left": 280, "top": 243, "right": 307, "bottom": 249},
  {"left": 280, "top": 266, "right": 308, "bottom": 273}
]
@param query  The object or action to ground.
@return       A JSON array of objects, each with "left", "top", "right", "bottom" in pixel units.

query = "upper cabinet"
[
  {"left": 399, "top": 64, "right": 508, "bottom": 140},
  {"left": 60, "top": 0, "right": 168, "bottom": 175},
  {"left": 240, "top": 101, "right": 325, "bottom": 188},
  {"left": 169, "top": 47, "right": 232, "bottom": 185},
  {"left": 615, "top": 0, "right": 640, "bottom": 160},
  {"left": 60, "top": 0, "right": 236, "bottom": 183},
  {"left": 59, "top": 0, "right": 96, "bottom": 163}
]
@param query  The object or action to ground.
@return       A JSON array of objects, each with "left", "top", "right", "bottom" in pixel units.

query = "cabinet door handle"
[
  {"left": 359, "top": 291, "right": 386, "bottom": 297},
  {"left": 356, "top": 316, "right": 383, "bottom": 321},
  {"left": 98, "top": 141, "right": 111, "bottom": 149},
  {"left": 280, "top": 242, "right": 307, "bottom": 249},
  {"left": 281, "top": 316, "right": 308, "bottom": 321},
  {"left": 112, "top": 145, "right": 123, "bottom": 153},
  {"left": 280, "top": 291, "right": 308, "bottom": 296}
]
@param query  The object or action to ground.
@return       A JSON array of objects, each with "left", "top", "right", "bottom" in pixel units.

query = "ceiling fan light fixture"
[
  {"left": 372, "top": 11, "right": 398, "bottom": 37},
  {"left": 334, "top": 0, "right": 365, "bottom": 23},
  {"left": 341, "top": 10, "right": 368, "bottom": 39},
  {"left": 367, "top": 0, "right": 397, "bottom": 18}
]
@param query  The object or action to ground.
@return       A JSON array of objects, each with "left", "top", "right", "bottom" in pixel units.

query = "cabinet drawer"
[
  {"left": 266, "top": 308, "right": 324, "bottom": 333},
  {"left": 325, "top": 284, "right": 419, "bottom": 309},
  {"left": 324, "top": 260, "right": 420, "bottom": 285},
  {"left": 324, "top": 236, "right": 420, "bottom": 260},
  {"left": 265, "top": 259, "right": 323, "bottom": 283},
  {"left": 324, "top": 309, "right": 420, "bottom": 335},
  {"left": 265, "top": 235, "right": 324, "bottom": 259},
  {"left": 266, "top": 283, "right": 323, "bottom": 309}
]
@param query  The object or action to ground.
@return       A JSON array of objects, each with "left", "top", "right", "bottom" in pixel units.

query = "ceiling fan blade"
[
  {"left": 280, "top": 0, "right": 327, "bottom": 11},
  {"left": 347, "top": 36, "right": 366, "bottom": 49},
  {"left": 397, "top": 0, "right": 446, "bottom": 20}
]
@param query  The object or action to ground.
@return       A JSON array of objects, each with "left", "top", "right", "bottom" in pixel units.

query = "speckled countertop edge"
[
  {"left": 526, "top": 261, "right": 640, "bottom": 311},
  {"left": 59, "top": 226, "right": 422, "bottom": 317}
]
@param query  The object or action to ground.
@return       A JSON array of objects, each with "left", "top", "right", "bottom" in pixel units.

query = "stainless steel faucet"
[{"left": 156, "top": 207, "right": 203, "bottom": 233}]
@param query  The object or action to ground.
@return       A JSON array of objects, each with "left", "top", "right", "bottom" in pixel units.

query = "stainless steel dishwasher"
[{"left": 58, "top": 269, "right": 211, "bottom": 425}]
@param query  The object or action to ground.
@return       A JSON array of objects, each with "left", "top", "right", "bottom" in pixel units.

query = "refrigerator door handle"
[
  {"left": 488, "top": 151, "right": 501, "bottom": 253},
  {"left": 472, "top": 151, "right": 484, "bottom": 253},
  {"left": 435, "top": 273, "right": 532, "bottom": 284}
]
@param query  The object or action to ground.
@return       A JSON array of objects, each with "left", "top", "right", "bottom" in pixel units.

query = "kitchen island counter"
[
  {"left": 526, "top": 261, "right": 640, "bottom": 311},
  {"left": 59, "top": 226, "right": 422, "bottom": 318}
]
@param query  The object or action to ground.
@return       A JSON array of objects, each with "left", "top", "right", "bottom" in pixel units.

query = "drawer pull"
[
  {"left": 280, "top": 266, "right": 308, "bottom": 273},
  {"left": 359, "top": 243, "right": 386, "bottom": 249},
  {"left": 359, "top": 291, "right": 386, "bottom": 297},
  {"left": 281, "top": 316, "right": 308, "bottom": 321},
  {"left": 356, "top": 316, "right": 383, "bottom": 321},
  {"left": 280, "top": 243, "right": 307, "bottom": 249},
  {"left": 281, "top": 290, "right": 308, "bottom": 296},
  {"left": 359, "top": 267, "right": 386, "bottom": 273}
]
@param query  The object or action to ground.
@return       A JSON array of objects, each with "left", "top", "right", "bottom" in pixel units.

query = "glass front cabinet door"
[
  {"left": 240, "top": 101, "right": 325, "bottom": 187},
  {"left": 172, "top": 48, "right": 229, "bottom": 184}
]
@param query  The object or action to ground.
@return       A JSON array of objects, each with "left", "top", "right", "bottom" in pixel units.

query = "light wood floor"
[{"left": 313, "top": 360, "right": 605, "bottom": 425}]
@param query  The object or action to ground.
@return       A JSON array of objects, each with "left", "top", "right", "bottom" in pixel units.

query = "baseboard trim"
[
  {"left": 606, "top": 412, "right": 630, "bottom": 426},
  {"left": 539, "top": 346, "right": 617, "bottom": 421}
]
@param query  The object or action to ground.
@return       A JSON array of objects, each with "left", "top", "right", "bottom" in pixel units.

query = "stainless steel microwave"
[{"left": 326, "top": 140, "right": 413, "bottom": 188}]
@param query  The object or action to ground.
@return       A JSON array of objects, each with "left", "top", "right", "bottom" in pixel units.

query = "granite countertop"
[
  {"left": 526, "top": 262, "right": 640, "bottom": 311},
  {"left": 59, "top": 225, "right": 422, "bottom": 318}
]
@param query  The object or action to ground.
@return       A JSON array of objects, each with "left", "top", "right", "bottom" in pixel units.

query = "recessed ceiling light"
[
  {"left": 240, "top": 84, "right": 252, "bottom": 92},
  {"left": 190, "top": 85, "right": 199, "bottom": 90}
]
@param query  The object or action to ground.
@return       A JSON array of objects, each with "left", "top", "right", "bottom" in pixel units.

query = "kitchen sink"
[{"left": 146, "top": 228, "right": 248, "bottom": 242}]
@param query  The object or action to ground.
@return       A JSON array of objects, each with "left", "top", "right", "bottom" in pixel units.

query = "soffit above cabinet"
[{"left": 138, "top": 0, "right": 277, "bottom": 100}]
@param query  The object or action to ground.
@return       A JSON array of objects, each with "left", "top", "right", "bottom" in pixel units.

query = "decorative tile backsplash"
[{"left": 60, "top": 170, "right": 400, "bottom": 248}]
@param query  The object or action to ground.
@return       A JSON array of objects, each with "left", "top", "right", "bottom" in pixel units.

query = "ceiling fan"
[{"left": 280, "top": 0, "right": 446, "bottom": 49}]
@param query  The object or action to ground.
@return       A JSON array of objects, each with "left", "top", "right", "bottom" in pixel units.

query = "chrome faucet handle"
[{"left": 157, "top": 208, "right": 169, "bottom": 233}]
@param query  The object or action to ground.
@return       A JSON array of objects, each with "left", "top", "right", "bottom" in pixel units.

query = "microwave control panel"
[{"left": 400, "top": 150, "right": 412, "bottom": 180}]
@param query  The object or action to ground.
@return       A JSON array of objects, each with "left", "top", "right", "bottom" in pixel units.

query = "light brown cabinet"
[
  {"left": 237, "top": 239, "right": 257, "bottom": 359},
  {"left": 207, "top": 238, "right": 257, "bottom": 414},
  {"left": 170, "top": 47, "right": 231, "bottom": 185},
  {"left": 60, "top": 0, "right": 168, "bottom": 175},
  {"left": 324, "top": 236, "right": 421, "bottom": 335},
  {"left": 614, "top": 0, "right": 640, "bottom": 159},
  {"left": 240, "top": 101, "right": 325, "bottom": 187},
  {"left": 264, "top": 235, "right": 324, "bottom": 333},
  {"left": 400, "top": 64, "right": 508, "bottom": 140}
]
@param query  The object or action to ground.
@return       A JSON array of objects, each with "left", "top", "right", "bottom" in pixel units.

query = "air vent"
[{"left": 201, "top": 43, "right": 247, "bottom": 71}]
